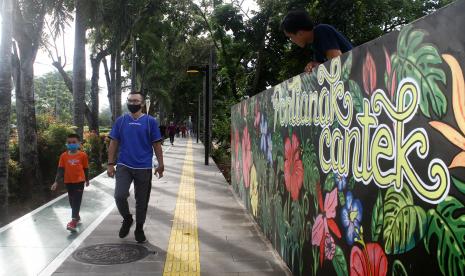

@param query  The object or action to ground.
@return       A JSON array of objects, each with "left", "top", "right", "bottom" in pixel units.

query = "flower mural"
[
  {"left": 350, "top": 243, "right": 388, "bottom": 276},
  {"left": 341, "top": 191, "right": 363, "bottom": 245},
  {"left": 335, "top": 174, "right": 347, "bottom": 191},
  {"left": 254, "top": 100, "right": 261, "bottom": 129},
  {"left": 266, "top": 133, "right": 272, "bottom": 163},
  {"left": 260, "top": 116, "right": 267, "bottom": 153},
  {"left": 259, "top": 116, "right": 273, "bottom": 164},
  {"left": 430, "top": 54, "right": 465, "bottom": 168},
  {"left": 234, "top": 130, "right": 241, "bottom": 183},
  {"left": 284, "top": 133, "right": 304, "bottom": 200},
  {"left": 231, "top": 12, "right": 465, "bottom": 276},
  {"left": 249, "top": 164, "right": 259, "bottom": 217},
  {"left": 312, "top": 187, "right": 342, "bottom": 264},
  {"left": 241, "top": 126, "right": 252, "bottom": 188},
  {"left": 362, "top": 51, "right": 377, "bottom": 94}
]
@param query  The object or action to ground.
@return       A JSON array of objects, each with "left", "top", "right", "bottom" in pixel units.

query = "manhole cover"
[{"left": 73, "top": 243, "right": 149, "bottom": 265}]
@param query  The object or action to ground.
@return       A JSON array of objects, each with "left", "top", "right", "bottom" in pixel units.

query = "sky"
[{"left": 1, "top": 0, "right": 259, "bottom": 111}]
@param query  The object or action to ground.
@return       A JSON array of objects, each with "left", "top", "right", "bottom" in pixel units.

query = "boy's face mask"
[{"left": 66, "top": 143, "right": 79, "bottom": 151}]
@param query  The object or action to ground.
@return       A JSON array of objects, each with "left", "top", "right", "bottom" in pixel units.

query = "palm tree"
[
  {"left": 72, "top": 0, "right": 87, "bottom": 138},
  {"left": 0, "top": 0, "right": 13, "bottom": 217},
  {"left": 11, "top": 0, "right": 72, "bottom": 196},
  {"left": 12, "top": 0, "right": 46, "bottom": 196}
]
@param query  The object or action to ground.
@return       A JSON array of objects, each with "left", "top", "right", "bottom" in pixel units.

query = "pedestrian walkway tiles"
[{"left": 163, "top": 140, "right": 200, "bottom": 276}]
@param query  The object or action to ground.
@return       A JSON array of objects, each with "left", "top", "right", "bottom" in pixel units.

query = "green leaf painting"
[
  {"left": 342, "top": 52, "right": 353, "bottom": 81},
  {"left": 349, "top": 80, "right": 364, "bottom": 114},
  {"left": 371, "top": 190, "right": 384, "bottom": 242},
  {"left": 391, "top": 25, "right": 447, "bottom": 118},
  {"left": 383, "top": 185, "right": 427, "bottom": 254},
  {"left": 323, "top": 174, "right": 335, "bottom": 192},
  {"left": 451, "top": 176, "right": 465, "bottom": 195},
  {"left": 424, "top": 196, "right": 465, "bottom": 276},
  {"left": 392, "top": 260, "right": 408, "bottom": 276},
  {"left": 332, "top": 245, "right": 349, "bottom": 276}
]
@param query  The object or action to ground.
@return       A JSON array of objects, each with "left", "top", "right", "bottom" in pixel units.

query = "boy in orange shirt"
[{"left": 51, "top": 134, "right": 90, "bottom": 232}]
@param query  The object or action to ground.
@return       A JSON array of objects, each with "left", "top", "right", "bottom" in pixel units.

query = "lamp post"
[
  {"left": 187, "top": 64, "right": 210, "bottom": 165},
  {"left": 186, "top": 48, "right": 215, "bottom": 165}
]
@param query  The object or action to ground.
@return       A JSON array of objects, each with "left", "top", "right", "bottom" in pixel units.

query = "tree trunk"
[
  {"left": 52, "top": 61, "right": 94, "bottom": 126},
  {"left": 72, "top": 0, "right": 87, "bottom": 139},
  {"left": 16, "top": 49, "right": 40, "bottom": 198},
  {"left": 12, "top": 0, "right": 44, "bottom": 197},
  {"left": 102, "top": 57, "right": 115, "bottom": 125},
  {"left": 250, "top": 13, "right": 270, "bottom": 96},
  {"left": 0, "top": 0, "right": 13, "bottom": 219},
  {"left": 110, "top": 53, "right": 116, "bottom": 122},
  {"left": 90, "top": 57, "right": 100, "bottom": 134},
  {"left": 115, "top": 48, "right": 122, "bottom": 118}
]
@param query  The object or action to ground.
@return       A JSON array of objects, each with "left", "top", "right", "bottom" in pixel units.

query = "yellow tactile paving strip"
[{"left": 163, "top": 140, "right": 200, "bottom": 276}]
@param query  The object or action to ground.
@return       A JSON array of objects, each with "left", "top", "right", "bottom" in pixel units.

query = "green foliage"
[
  {"left": 81, "top": 132, "right": 105, "bottom": 178},
  {"left": 424, "top": 196, "right": 465, "bottom": 276},
  {"left": 383, "top": 185, "right": 427, "bottom": 254},
  {"left": 451, "top": 176, "right": 465, "bottom": 195},
  {"left": 332, "top": 245, "right": 349, "bottom": 276},
  {"left": 8, "top": 159, "right": 22, "bottom": 199},
  {"left": 34, "top": 71, "right": 74, "bottom": 124},
  {"left": 323, "top": 174, "right": 335, "bottom": 192},
  {"left": 342, "top": 52, "right": 353, "bottom": 81},
  {"left": 372, "top": 190, "right": 384, "bottom": 242},
  {"left": 349, "top": 80, "right": 364, "bottom": 113},
  {"left": 391, "top": 26, "right": 447, "bottom": 118},
  {"left": 392, "top": 260, "right": 408, "bottom": 276},
  {"left": 37, "top": 117, "right": 75, "bottom": 184}
]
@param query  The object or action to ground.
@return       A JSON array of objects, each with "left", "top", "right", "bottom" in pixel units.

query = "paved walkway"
[{"left": 1, "top": 138, "right": 290, "bottom": 276}]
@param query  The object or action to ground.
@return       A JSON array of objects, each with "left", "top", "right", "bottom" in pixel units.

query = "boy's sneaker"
[
  {"left": 134, "top": 224, "right": 146, "bottom": 243},
  {"left": 66, "top": 220, "right": 78, "bottom": 232},
  {"left": 119, "top": 215, "right": 133, "bottom": 238}
]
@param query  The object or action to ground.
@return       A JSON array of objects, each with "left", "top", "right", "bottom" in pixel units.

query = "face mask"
[
  {"left": 127, "top": 104, "right": 142, "bottom": 113},
  {"left": 66, "top": 143, "right": 79, "bottom": 151}
]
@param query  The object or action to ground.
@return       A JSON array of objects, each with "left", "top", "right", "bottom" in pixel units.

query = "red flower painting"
[
  {"left": 311, "top": 186, "right": 342, "bottom": 265},
  {"left": 242, "top": 126, "right": 252, "bottom": 188},
  {"left": 350, "top": 243, "right": 388, "bottom": 276},
  {"left": 283, "top": 133, "right": 304, "bottom": 200},
  {"left": 254, "top": 101, "right": 261, "bottom": 129},
  {"left": 363, "top": 51, "right": 377, "bottom": 94}
]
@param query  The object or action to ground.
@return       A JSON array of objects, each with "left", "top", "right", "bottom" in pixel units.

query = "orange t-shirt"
[{"left": 58, "top": 151, "right": 89, "bottom": 184}]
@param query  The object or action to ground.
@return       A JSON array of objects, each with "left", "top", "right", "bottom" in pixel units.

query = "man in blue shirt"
[
  {"left": 281, "top": 10, "right": 353, "bottom": 73},
  {"left": 107, "top": 92, "right": 164, "bottom": 243}
]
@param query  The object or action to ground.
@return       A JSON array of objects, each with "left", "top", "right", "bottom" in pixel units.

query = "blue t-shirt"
[
  {"left": 313, "top": 24, "right": 353, "bottom": 63},
  {"left": 109, "top": 114, "right": 162, "bottom": 169}
]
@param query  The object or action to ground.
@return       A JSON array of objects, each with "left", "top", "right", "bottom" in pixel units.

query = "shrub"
[
  {"left": 82, "top": 131, "right": 105, "bottom": 178},
  {"left": 37, "top": 119, "right": 75, "bottom": 185},
  {"left": 8, "top": 159, "right": 22, "bottom": 199}
]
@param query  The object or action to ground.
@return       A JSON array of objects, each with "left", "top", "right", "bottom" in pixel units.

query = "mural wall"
[{"left": 230, "top": 2, "right": 465, "bottom": 275}]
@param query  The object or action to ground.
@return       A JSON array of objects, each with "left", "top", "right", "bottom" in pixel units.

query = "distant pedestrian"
[
  {"left": 159, "top": 124, "right": 166, "bottom": 145},
  {"left": 51, "top": 133, "right": 89, "bottom": 232},
  {"left": 107, "top": 92, "right": 164, "bottom": 243},
  {"left": 168, "top": 121, "right": 176, "bottom": 145},
  {"left": 181, "top": 125, "right": 187, "bottom": 138}
]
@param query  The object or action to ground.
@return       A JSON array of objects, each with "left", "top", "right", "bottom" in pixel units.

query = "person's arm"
[
  {"left": 325, "top": 49, "right": 343, "bottom": 59},
  {"left": 305, "top": 61, "right": 321, "bottom": 73},
  {"left": 107, "top": 139, "right": 119, "bottom": 177},
  {"left": 153, "top": 141, "right": 164, "bottom": 178},
  {"left": 51, "top": 155, "right": 65, "bottom": 191},
  {"left": 51, "top": 167, "right": 65, "bottom": 191},
  {"left": 84, "top": 168, "right": 90, "bottom": 185},
  {"left": 82, "top": 153, "right": 90, "bottom": 186}
]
